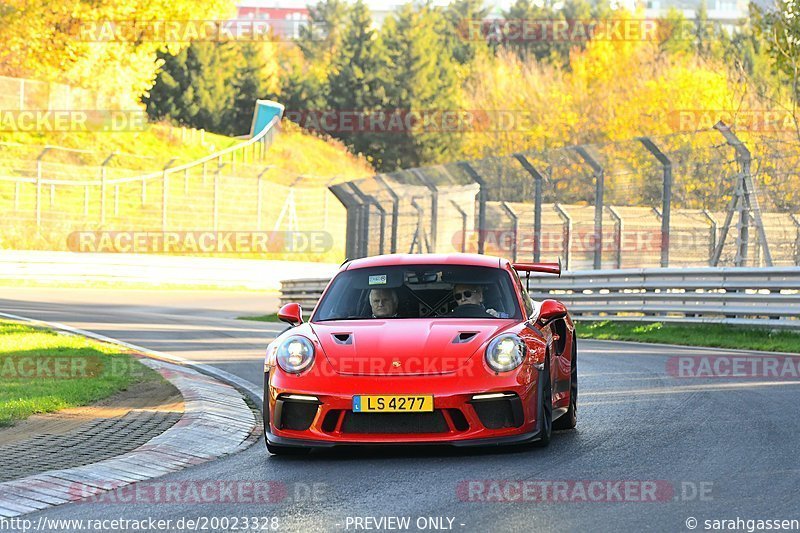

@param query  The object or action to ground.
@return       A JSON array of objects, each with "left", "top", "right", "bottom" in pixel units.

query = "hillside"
[
  {"left": 0, "top": 120, "right": 373, "bottom": 180},
  {"left": 0, "top": 116, "right": 373, "bottom": 262}
]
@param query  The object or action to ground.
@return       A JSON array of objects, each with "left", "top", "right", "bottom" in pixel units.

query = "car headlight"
[
  {"left": 276, "top": 336, "right": 315, "bottom": 373},
  {"left": 485, "top": 334, "right": 526, "bottom": 373}
]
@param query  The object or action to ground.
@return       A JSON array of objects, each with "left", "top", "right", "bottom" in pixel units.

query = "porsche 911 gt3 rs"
[{"left": 263, "top": 253, "right": 577, "bottom": 455}]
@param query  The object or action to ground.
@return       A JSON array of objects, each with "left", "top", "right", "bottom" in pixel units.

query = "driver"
[
  {"left": 452, "top": 284, "right": 503, "bottom": 318},
  {"left": 369, "top": 288, "right": 399, "bottom": 318}
]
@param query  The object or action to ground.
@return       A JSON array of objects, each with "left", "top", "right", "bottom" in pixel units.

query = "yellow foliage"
[
  {"left": 463, "top": 21, "right": 778, "bottom": 157},
  {"left": 0, "top": 0, "right": 237, "bottom": 108}
]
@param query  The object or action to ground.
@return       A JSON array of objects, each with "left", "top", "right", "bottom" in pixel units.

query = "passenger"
[
  {"left": 452, "top": 284, "right": 503, "bottom": 318},
  {"left": 369, "top": 288, "right": 399, "bottom": 318}
]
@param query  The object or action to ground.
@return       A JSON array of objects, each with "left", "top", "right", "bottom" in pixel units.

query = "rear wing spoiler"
[{"left": 512, "top": 259, "right": 561, "bottom": 278}]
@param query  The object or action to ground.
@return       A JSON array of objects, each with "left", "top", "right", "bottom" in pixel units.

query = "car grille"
[{"left": 341, "top": 410, "right": 449, "bottom": 434}]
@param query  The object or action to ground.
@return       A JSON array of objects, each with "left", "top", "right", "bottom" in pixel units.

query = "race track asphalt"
[{"left": 2, "top": 288, "right": 799, "bottom": 533}]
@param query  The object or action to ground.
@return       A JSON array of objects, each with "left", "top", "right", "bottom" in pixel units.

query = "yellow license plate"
[{"left": 353, "top": 395, "right": 433, "bottom": 413}]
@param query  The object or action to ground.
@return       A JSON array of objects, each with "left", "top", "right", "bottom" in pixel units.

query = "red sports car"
[{"left": 263, "top": 253, "right": 577, "bottom": 455}]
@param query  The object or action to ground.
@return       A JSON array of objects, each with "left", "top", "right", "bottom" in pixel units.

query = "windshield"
[{"left": 312, "top": 264, "right": 521, "bottom": 321}]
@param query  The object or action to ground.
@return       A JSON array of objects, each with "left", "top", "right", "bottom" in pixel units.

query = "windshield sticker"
[{"left": 368, "top": 274, "right": 387, "bottom": 285}]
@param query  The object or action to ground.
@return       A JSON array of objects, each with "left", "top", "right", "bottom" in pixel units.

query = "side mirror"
[
  {"left": 538, "top": 299, "right": 567, "bottom": 324},
  {"left": 278, "top": 303, "right": 303, "bottom": 326}
]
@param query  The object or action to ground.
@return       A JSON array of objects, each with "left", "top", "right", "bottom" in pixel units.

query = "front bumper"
[{"left": 263, "top": 361, "right": 545, "bottom": 448}]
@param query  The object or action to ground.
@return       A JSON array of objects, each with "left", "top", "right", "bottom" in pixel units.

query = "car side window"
[{"left": 511, "top": 269, "right": 534, "bottom": 317}]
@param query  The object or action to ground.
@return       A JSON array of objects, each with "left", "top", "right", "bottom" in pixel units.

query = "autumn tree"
[
  {"left": 379, "top": 3, "right": 463, "bottom": 170},
  {"left": 0, "top": 0, "right": 235, "bottom": 108},
  {"left": 325, "top": 0, "right": 389, "bottom": 165}
]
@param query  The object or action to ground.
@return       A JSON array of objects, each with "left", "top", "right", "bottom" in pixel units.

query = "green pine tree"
[
  {"left": 380, "top": 2, "right": 463, "bottom": 170},
  {"left": 442, "top": 0, "right": 492, "bottom": 66},
  {"left": 227, "top": 43, "right": 274, "bottom": 136},
  {"left": 299, "top": 0, "right": 353, "bottom": 65},
  {"left": 144, "top": 42, "right": 237, "bottom": 133},
  {"left": 501, "top": 0, "right": 558, "bottom": 64},
  {"left": 325, "top": 0, "right": 389, "bottom": 166}
]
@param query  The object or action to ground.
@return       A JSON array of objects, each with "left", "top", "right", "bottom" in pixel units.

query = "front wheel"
[
  {"left": 553, "top": 337, "right": 578, "bottom": 431},
  {"left": 533, "top": 362, "right": 552, "bottom": 447}
]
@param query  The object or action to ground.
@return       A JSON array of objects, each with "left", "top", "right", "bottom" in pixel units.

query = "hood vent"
[
  {"left": 452, "top": 332, "right": 478, "bottom": 344},
  {"left": 332, "top": 333, "right": 353, "bottom": 345}
]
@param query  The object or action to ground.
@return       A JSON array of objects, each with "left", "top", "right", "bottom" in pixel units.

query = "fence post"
[
  {"left": 346, "top": 182, "right": 372, "bottom": 257},
  {"left": 329, "top": 184, "right": 363, "bottom": 259},
  {"left": 374, "top": 175, "right": 399, "bottom": 254},
  {"left": 573, "top": 146, "right": 604, "bottom": 269},
  {"left": 791, "top": 214, "right": 800, "bottom": 266},
  {"left": 713, "top": 122, "right": 772, "bottom": 267},
  {"left": 554, "top": 203, "right": 572, "bottom": 271},
  {"left": 450, "top": 200, "right": 468, "bottom": 253},
  {"left": 513, "top": 154, "right": 544, "bottom": 262},
  {"left": 458, "top": 162, "right": 486, "bottom": 255},
  {"left": 100, "top": 153, "right": 115, "bottom": 225},
  {"left": 410, "top": 169, "right": 438, "bottom": 253},
  {"left": 499, "top": 201, "right": 519, "bottom": 262},
  {"left": 409, "top": 197, "right": 428, "bottom": 254},
  {"left": 202, "top": 161, "right": 207, "bottom": 186},
  {"left": 213, "top": 162, "right": 226, "bottom": 231},
  {"left": 702, "top": 209, "right": 718, "bottom": 266},
  {"left": 256, "top": 166, "right": 273, "bottom": 231},
  {"left": 638, "top": 137, "right": 672, "bottom": 267},
  {"left": 35, "top": 147, "right": 51, "bottom": 229},
  {"left": 351, "top": 188, "right": 386, "bottom": 255},
  {"left": 607, "top": 206, "right": 623, "bottom": 269},
  {"left": 162, "top": 158, "right": 177, "bottom": 232},
  {"left": 323, "top": 177, "right": 335, "bottom": 230}
]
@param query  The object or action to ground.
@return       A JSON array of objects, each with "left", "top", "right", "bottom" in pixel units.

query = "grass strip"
[
  {"left": 0, "top": 320, "right": 161, "bottom": 426},
  {"left": 237, "top": 313, "right": 281, "bottom": 323},
  {"left": 576, "top": 320, "right": 800, "bottom": 354}
]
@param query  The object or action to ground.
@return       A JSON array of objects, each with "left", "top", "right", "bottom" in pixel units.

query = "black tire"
[
  {"left": 553, "top": 337, "right": 578, "bottom": 431},
  {"left": 533, "top": 361, "right": 553, "bottom": 447}
]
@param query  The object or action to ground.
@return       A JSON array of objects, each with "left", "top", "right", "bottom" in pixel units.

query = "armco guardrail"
[
  {"left": 0, "top": 250, "right": 339, "bottom": 291},
  {"left": 280, "top": 267, "right": 800, "bottom": 328}
]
